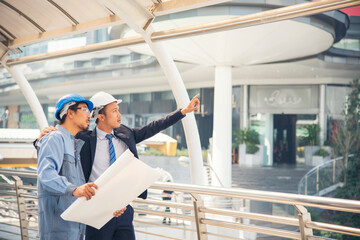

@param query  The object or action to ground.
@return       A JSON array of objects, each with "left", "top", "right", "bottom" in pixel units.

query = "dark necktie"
[{"left": 105, "top": 134, "right": 116, "bottom": 165}]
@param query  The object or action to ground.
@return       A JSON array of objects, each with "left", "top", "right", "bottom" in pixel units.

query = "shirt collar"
[
  {"left": 96, "top": 127, "right": 114, "bottom": 140},
  {"left": 56, "top": 124, "right": 74, "bottom": 140}
]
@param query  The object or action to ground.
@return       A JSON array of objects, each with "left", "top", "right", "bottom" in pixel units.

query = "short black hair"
[
  {"left": 58, "top": 102, "right": 83, "bottom": 125},
  {"left": 95, "top": 107, "right": 107, "bottom": 124}
]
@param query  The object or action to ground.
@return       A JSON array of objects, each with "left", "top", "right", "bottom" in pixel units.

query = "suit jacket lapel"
[
  {"left": 114, "top": 130, "right": 130, "bottom": 146},
  {"left": 90, "top": 128, "right": 97, "bottom": 166}
]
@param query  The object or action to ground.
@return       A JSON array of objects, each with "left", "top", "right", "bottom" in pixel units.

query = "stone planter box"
[
  {"left": 304, "top": 146, "right": 332, "bottom": 166},
  {"left": 311, "top": 155, "right": 331, "bottom": 166},
  {"left": 239, "top": 144, "right": 264, "bottom": 167},
  {"left": 304, "top": 146, "right": 320, "bottom": 166}
]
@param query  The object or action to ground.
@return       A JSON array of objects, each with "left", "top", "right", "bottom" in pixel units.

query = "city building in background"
[{"left": 0, "top": 1, "right": 359, "bottom": 169}]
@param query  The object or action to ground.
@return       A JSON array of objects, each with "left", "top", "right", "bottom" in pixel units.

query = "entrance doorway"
[{"left": 273, "top": 114, "right": 297, "bottom": 164}]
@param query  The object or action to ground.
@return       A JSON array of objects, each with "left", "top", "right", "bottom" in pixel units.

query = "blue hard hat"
[{"left": 55, "top": 93, "right": 94, "bottom": 120}]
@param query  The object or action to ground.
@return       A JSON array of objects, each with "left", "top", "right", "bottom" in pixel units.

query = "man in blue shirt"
[{"left": 37, "top": 94, "right": 98, "bottom": 240}]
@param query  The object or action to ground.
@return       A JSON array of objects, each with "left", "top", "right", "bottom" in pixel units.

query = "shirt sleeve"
[{"left": 37, "top": 134, "right": 76, "bottom": 195}]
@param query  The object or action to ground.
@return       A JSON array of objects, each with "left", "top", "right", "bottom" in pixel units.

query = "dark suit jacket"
[{"left": 76, "top": 109, "right": 185, "bottom": 199}]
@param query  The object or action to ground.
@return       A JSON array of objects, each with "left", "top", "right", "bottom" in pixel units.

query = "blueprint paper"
[{"left": 61, "top": 149, "right": 161, "bottom": 229}]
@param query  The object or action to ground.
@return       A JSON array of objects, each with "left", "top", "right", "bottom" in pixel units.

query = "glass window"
[
  {"left": 326, "top": 85, "right": 351, "bottom": 120},
  {"left": 19, "top": 105, "right": 37, "bottom": 129},
  {"left": 295, "top": 114, "right": 318, "bottom": 165},
  {"left": 333, "top": 38, "right": 360, "bottom": 51},
  {"left": 0, "top": 107, "right": 7, "bottom": 128}
]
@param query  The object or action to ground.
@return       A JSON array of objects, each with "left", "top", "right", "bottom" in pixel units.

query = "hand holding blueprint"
[{"left": 61, "top": 149, "right": 161, "bottom": 229}]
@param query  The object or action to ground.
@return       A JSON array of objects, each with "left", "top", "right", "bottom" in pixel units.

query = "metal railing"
[
  {"left": 298, "top": 155, "right": 354, "bottom": 196},
  {"left": 1, "top": 169, "right": 360, "bottom": 240}
]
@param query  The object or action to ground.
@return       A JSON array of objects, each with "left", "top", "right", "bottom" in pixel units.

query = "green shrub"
[
  {"left": 142, "top": 148, "right": 164, "bottom": 156},
  {"left": 176, "top": 148, "right": 189, "bottom": 157},
  {"left": 314, "top": 148, "right": 330, "bottom": 157},
  {"left": 246, "top": 144, "right": 259, "bottom": 154}
]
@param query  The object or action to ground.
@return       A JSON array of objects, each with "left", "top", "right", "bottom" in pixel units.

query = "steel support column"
[
  {"left": 212, "top": 66, "right": 232, "bottom": 188},
  {"left": 100, "top": 0, "right": 205, "bottom": 185},
  {"left": 264, "top": 113, "right": 273, "bottom": 166},
  {"left": 319, "top": 84, "right": 326, "bottom": 146},
  {"left": 4, "top": 65, "right": 48, "bottom": 130},
  {"left": 145, "top": 40, "right": 205, "bottom": 185},
  {"left": 242, "top": 85, "right": 248, "bottom": 129}
]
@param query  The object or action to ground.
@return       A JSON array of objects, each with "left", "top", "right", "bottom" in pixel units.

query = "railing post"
[
  {"left": 332, "top": 160, "right": 336, "bottom": 183},
  {"left": 191, "top": 194, "right": 208, "bottom": 240},
  {"left": 295, "top": 205, "right": 313, "bottom": 240},
  {"left": 13, "top": 176, "right": 29, "bottom": 240},
  {"left": 316, "top": 168, "right": 319, "bottom": 192}
]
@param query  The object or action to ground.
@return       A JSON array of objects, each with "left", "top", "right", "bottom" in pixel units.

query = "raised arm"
[{"left": 132, "top": 94, "right": 200, "bottom": 143}]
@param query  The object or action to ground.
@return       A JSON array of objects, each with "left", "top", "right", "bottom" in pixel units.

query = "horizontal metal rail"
[
  {"left": 6, "top": 0, "right": 360, "bottom": 66},
  {"left": 199, "top": 206, "right": 299, "bottom": 226},
  {"left": 135, "top": 229, "right": 183, "bottom": 240},
  {"left": 0, "top": 206, "right": 18, "bottom": 211},
  {"left": 205, "top": 231, "right": 245, "bottom": 240},
  {"left": 202, "top": 219, "right": 301, "bottom": 239},
  {"left": 308, "top": 236, "right": 336, "bottom": 240},
  {"left": 204, "top": 232, "right": 246, "bottom": 240},
  {"left": 1, "top": 169, "right": 360, "bottom": 239},
  {"left": 0, "top": 169, "right": 37, "bottom": 178},
  {"left": 19, "top": 193, "right": 37, "bottom": 199},
  {"left": 307, "top": 222, "right": 360, "bottom": 237},
  {"left": 0, "top": 229, "right": 21, "bottom": 236},
  {"left": 134, "top": 198, "right": 193, "bottom": 210},
  {"left": 0, "top": 182, "right": 15, "bottom": 187},
  {"left": 134, "top": 219, "right": 196, "bottom": 232},
  {"left": 0, "top": 190, "right": 16, "bottom": 196},
  {"left": 151, "top": 182, "right": 360, "bottom": 213},
  {"left": 19, "top": 185, "right": 37, "bottom": 191},
  {"left": 0, "top": 214, "right": 19, "bottom": 219},
  {"left": 133, "top": 208, "right": 194, "bottom": 222}
]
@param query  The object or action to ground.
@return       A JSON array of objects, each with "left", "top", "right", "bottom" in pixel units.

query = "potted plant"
[
  {"left": 302, "top": 124, "right": 320, "bottom": 166},
  {"left": 233, "top": 128, "right": 262, "bottom": 166},
  {"left": 311, "top": 148, "right": 330, "bottom": 166}
]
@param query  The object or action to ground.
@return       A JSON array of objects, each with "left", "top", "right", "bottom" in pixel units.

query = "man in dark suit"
[{"left": 37, "top": 91, "right": 200, "bottom": 240}]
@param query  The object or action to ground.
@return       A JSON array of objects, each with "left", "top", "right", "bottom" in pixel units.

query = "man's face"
[
  {"left": 101, "top": 102, "right": 121, "bottom": 129},
  {"left": 72, "top": 102, "right": 91, "bottom": 131}
]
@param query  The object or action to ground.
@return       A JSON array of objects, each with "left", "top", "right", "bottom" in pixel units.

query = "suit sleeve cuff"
[{"left": 178, "top": 109, "right": 186, "bottom": 117}]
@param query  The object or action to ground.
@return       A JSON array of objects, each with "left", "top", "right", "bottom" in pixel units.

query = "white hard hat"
[{"left": 90, "top": 91, "right": 122, "bottom": 119}]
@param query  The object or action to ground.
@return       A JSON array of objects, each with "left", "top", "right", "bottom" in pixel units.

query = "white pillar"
[
  {"left": 264, "top": 113, "right": 273, "bottom": 166},
  {"left": 97, "top": 1, "right": 205, "bottom": 185},
  {"left": 242, "top": 85, "right": 248, "bottom": 129},
  {"left": 212, "top": 66, "right": 232, "bottom": 188},
  {"left": 5, "top": 66, "right": 48, "bottom": 130},
  {"left": 319, "top": 84, "right": 326, "bottom": 146},
  {"left": 145, "top": 40, "right": 205, "bottom": 185}
]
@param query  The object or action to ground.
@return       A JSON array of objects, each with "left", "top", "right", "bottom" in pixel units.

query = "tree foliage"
[
  {"left": 321, "top": 79, "right": 360, "bottom": 239},
  {"left": 332, "top": 79, "right": 360, "bottom": 169}
]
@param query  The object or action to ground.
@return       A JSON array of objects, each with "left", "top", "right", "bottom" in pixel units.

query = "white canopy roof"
[{"left": 0, "top": 0, "right": 228, "bottom": 59}]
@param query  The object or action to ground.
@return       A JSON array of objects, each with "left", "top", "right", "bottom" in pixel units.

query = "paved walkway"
[
  {"left": 141, "top": 155, "right": 313, "bottom": 194},
  {"left": 232, "top": 164, "right": 313, "bottom": 194}
]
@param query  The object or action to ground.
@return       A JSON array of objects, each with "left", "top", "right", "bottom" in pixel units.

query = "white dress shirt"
[{"left": 89, "top": 127, "right": 128, "bottom": 182}]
